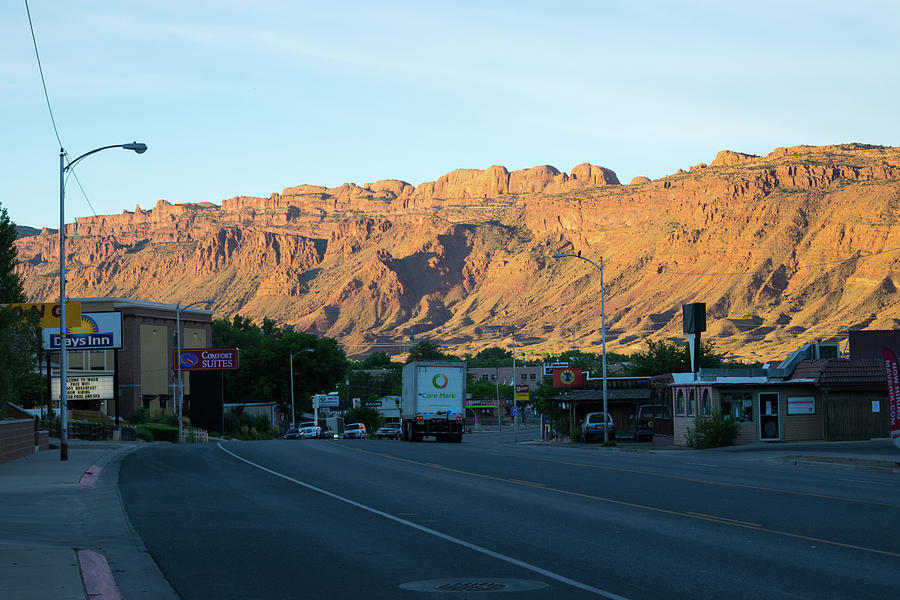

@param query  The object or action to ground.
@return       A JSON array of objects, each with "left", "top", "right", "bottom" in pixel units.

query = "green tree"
[
  {"left": 466, "top": 346, "right": 513, "bottom": 368},
  {"left": 466, "top": 375, "right": 512, "bottom": 401},
  {"left": 343, "top": 406, "right": 383, "bottom": 436},
  {"left": 0, "top": 204, "right": 40, "bottom": 415},
  {"left": 406, "top": 341, "right": 458, "bottom": 362},
  {"left": 358, "top": 351, "right": 394, "bottom": 369},
  {"left": 627, "top": 340, "right": 723, "bottom": 376},
  {"left": 211, "top": 316, "right": 347, "bottom": 420}
]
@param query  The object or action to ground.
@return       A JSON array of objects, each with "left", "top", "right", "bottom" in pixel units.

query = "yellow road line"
[{"left": 351, "top": 447, "right": 900, "bottom": 559}]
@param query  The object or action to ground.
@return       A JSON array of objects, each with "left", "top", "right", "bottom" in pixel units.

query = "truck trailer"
[{"left": 401, "top": 361, "right": 466, "bottom": 442}]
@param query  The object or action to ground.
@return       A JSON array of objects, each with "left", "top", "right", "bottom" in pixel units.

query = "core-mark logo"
[{"left": 432, "top": 374, "right": 449, "bottom": 389}]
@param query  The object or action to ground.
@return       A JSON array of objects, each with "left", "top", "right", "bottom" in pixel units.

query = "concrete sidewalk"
[{"left": 0, "top": 441, "right": 179, "bottom": 599}]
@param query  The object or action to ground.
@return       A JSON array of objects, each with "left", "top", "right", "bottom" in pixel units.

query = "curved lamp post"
[
  {"left": 289, "top": 348, "right": 315, "bottom": 429},
  {"left": 58, "top": 142, "right": 147, "bottom": 461},
  {"left": 175, "top": 299, "right": 212, "bottom": 443},
  {"left": 552, "top": 253, "right": 609, "bottom": 443}
]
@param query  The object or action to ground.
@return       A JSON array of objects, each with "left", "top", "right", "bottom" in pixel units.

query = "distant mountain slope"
[{"left": 15, "top": 144, "right": 900, "bottom": 361}]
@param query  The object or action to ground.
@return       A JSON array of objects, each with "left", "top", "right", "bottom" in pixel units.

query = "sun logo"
[{"left": 68, "top": 315, "right": 99, "bottom": 335}]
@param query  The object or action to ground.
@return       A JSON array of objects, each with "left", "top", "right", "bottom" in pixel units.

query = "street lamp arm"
[
  {"left": 64, "top": 142, "right": 147, "bottom": 172},
  {"left": 552, "top": 253, "right": 601, "bottom": 271}
]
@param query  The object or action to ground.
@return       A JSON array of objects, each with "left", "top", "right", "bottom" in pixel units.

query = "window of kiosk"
[
  {"left": 676, "top": 389, "right": 686, "bottom": 415},
  {"left": 720, "top": 391, "right": 753, "bottom": 423},
  {"left": 701, "top": 389, "right": 712, "bottom": 416},
  {"left": 687, "top": 389, "right": 696, "bottom": 416}
]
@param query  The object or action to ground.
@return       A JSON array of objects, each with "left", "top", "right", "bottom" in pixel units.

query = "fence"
[{"left": 182, "top": 428, "right": 209, "bottom": 443}]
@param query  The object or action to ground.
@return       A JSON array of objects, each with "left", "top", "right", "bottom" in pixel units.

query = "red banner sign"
[
  {"left": 553, "top": 367, "right": 583, "bottom": 387},
  {"left": 174, "top": 347, "right": 239, "bottom": 371},
  {"left": 882, "top": 348, "right": 900, "bottom": 449}
]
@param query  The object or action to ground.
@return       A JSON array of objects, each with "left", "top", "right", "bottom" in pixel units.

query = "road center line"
[
  {"left": 216, "top": 442, "right": 631, "bottom": 600},
  {"left": 499, "top": 452, "right": 900, "bottom": 508},
  {"left": 350, "top": 447, "right": 900, "bottom": 559}
]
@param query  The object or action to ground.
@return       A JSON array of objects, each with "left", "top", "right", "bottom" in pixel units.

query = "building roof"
[
  {"left": 72, "top": 297, "right": 214, "bottom": 315},
  {"left": 789, "top": 358, "right": 886, "bottom": 388}
]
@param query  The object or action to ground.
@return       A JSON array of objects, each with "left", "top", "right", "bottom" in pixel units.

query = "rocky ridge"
[{"left": 15, "top": 144, "right": 900, "bottom": 361}]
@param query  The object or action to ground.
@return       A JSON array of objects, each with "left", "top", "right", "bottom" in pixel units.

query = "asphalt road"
[{"left": 119, "top": 431, "right": 900, "bottom": 599}]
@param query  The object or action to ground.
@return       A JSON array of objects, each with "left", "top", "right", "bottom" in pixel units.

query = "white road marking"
[{"left": 217, "top": 442, "right": 630, "bottom": 600}]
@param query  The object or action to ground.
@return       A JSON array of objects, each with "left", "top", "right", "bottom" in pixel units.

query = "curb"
[
  {"left": 77, "top": 549, "right": 122, "bottom": 600},
  {"left": 780, "top": 455, "right": 900, "bottom": 475}
]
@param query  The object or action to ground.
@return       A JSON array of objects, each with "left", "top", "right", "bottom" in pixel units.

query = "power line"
[{"left": 24, "top": 0, "right": 63, "bottom": 149}]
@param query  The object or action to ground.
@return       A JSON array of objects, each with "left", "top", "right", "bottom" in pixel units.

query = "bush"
[
  {"left": 602, "top": 439, "right": 617, "bottom": 447},
  {"left": 127, "top": 409, "right": 148, "bottom": 424},
  {"left": 685, "top": 411, "right": 738, "bottom": 449},
  {"left": 135, "top": 427, "right": 154, "bottom": 442},
  {"left": 137, "top": 423, "right": 179, "bottom": 443},
  {"left": 570, "top": 428, "right": 583, "bottom": 443},
  {"left": 224, "top": 412, "right": 276, "bottom": 440}
]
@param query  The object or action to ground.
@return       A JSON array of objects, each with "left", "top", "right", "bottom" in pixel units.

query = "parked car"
[
  {"left": 634, "top": 404, "right": 673, "bottom": 442},
  {"left": 297, "top": 421, "right": 332, "bottom": 439},
  {"left": 376, "top": 423, "right": 401, "bottom": 440},
  {"left": 582, "top": 412, "right": 615, "bottom": 443},
  {"left": 283, "top": 428, "right": 302, "bottom": 440},
  {"left": 343, "top": 422, "right": 367, "bottom": 439}
]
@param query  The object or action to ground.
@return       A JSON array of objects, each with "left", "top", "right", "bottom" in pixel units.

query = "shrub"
[
  {"left": 601, "top": 439, "right": 617, "bottom": 448},
  {"left": 135, "top": 428, "right": 154, "bottom": 442},
  {"left": 127, "top": 409, "right": 148, "bottom": 424},
  {"left": 137, "top": 423, "right": 179, "bottom": 443},
  {"left": 570, "top": 428, "right": 583, "bottom": 443},
  {"left": 685, "top": 411, "right": 739, "bottom": 449}
]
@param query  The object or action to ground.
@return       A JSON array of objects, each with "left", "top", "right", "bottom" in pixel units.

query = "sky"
[{"left": 2, "top": 0, "right": 899, "bottom": 229}]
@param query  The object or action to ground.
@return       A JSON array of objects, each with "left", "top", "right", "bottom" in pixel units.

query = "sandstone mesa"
[{"left": 15, "top": 143, "right": 900, "bottom": 361}]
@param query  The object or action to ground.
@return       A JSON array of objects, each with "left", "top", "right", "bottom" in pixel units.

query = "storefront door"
[{"left": 758, "top": 392, "right": 780, "bottom": 441}]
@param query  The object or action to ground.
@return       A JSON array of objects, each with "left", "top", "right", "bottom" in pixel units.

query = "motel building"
[{"left": 43, "top": 298, "right": 213, "bottom": 424}]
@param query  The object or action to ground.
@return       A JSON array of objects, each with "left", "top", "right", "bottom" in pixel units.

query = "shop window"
[
  {"left": 491, "top": 374, "right": 497, "bottom": 381},
  {"left": 530, "top": 373, "right": 536, "bottom": 380},
  {"left": 481, "top": 374, "right": 489, "bottom": 381},
  {"left": 521, "top": 373, "right": 527, "bottom": 380},
  {"left": 701, "top": 389, "right": 712, "bottom": 416},
  {"left": 720, "top": 391, "right": 753, "bottom": 423},
  {"left": 676, "top": 389, "right": 685, "bottom": 415},
  {"left": 687, "top": 389, "right": 696, "bottom": 416}
]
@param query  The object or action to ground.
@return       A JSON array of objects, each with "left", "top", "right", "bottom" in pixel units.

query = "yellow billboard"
[{"left": 4, "top": 302, "right": 82, "bottom": 328}]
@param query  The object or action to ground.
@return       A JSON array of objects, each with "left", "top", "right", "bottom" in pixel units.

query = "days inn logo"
[{"left": 50, "top": 315, "right": 115, "bottom": 349}]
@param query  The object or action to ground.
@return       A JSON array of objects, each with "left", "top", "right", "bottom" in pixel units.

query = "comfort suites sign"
[{"left": 174, "top": 347, "right": 239, "bottom": 371}]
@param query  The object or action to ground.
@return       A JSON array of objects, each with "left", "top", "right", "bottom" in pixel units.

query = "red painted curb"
[
  {"left": 77, "top": 549, "right": 123, "bottom": 600},
  {"left": 79, "top": 465, "right": 103, "bottom": 490}
]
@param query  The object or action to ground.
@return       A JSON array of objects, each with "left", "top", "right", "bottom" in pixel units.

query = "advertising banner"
[
  {"left": 175, "top": 347, "right": 239, "bottom": 371},
  {"left": 314, "top": 394, "right": 340, "bottom": 407},
  {"left": 882, "top": 348, "right": 900, "bottom": 449},
  {"left": 553, "top": 367, "right": 583, "bottom": 387},
  {"left": 5, "top": 302, "right": 81, "bottom": 328},
  {"left": 516, "top": 384, "right": 530, "bottom": 403},
  {"left": 44, "top": 312, "right": 122, "bottom": 350}
]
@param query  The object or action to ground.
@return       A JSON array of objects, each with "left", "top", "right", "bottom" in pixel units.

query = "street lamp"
[
  {"left": 289, "top": 348, "right": 315, "bottom": 429},
  {"left": 487, "top": 326, "right": 519, "bottom": 443},
  {"left": 58, "top": 142, "right": 147, "bottom": 461},
  {"left": 552, "top": 252, "right": 609, "bottom": 443},
  {"left": 175, "top": 299, "right": 212, "bottom": 443}
]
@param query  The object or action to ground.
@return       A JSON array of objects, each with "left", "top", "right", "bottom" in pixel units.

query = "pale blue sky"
[{"left": 3, "top": 0, "right": 898, "bottom": 228}]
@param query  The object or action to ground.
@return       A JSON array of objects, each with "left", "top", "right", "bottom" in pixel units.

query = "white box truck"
[{"left": 401, "top": 361, "right": 466, "bottom": 442}]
